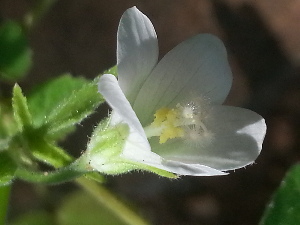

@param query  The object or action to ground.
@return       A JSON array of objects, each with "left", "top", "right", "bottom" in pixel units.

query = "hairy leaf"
[
  {"left": 28, "top": 74, "right": 87, "bottom": 127},
  {"left": 260, "top": 164, "right": 300, "bottom": 225},
  {"left": 45, "top": 79, "right": 103, "bottom": 140},
  {"left": 12, "top": 84, "right": 32, "bottom": 131}
]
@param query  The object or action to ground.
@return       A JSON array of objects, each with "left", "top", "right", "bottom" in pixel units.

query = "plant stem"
[
  {"left": 0, "top": 185, "right": 11, "bottom": 225},
  {"left": 16, "top": 167, "right": 83, "bottom": 184},
  {"left": 76, "top": 177, "right": 150, "bottom": 225}
]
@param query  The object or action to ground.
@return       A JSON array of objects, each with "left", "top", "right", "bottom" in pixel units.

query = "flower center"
[{"left": 144, "top": 101, "right": 209, "bottom": 144}]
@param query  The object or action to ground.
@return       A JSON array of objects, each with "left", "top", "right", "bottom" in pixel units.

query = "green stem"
[
  {"left": 76, "top": 177, "right": 150, "bottom": 225},
  {"left": 0, "top": 185, "right": 11, "bottom": 225},
  {"left": 15, "top": 167, "right": 83, "bottom": 184}
]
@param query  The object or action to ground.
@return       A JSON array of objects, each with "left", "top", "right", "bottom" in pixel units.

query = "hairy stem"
[{"left": 15, "top": 167, "right": 83, "bottom": 184}]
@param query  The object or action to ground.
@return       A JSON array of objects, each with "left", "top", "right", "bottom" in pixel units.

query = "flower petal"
[
  {"left": 161, "top": 160, "right": 227, "bottom": 176},
  {"left": 117, "top": 6, "right": 159, "bottom": 103},
  {"left": 150, "top": 106, "right": 266, "bottom": 171},
  {"left": 98, "top": 74, "right": 227, "bottom": 176},
  {"left": 98, "top": 74, "right": 163, "bottom": 164},
  {"left": 133, "top": 34, "right": 233, "bottom": 125},
  {"left": 98, "top": 74, "right": 147, "bottom": 142}
]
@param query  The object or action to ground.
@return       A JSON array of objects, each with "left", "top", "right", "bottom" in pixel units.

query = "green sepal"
[
  {"left": 12, "top": 84, "right": 32, "bottom": 131},
  {"left": 44, "top": 79, "right": 103, "bottom": 140},
  {"left": 138, "top": 164, "right": 177, "bottom": 179},
  {"left": 80, "top": 119, "right": 176, "bottom": 178},
  {"left": 260, "top": 164, "right": 300, "bottom": 225},
  {"left": 83, "top": 172, "right": 105, "bottom": 183},
  {"left": 0, "top": 21, "right": 32, "bottom": 81},
  {"left": 0, "top": 151, "right": 17, "bottom": 186},
  {"left": 103, "top": 65, "right": 118, "bottom": 77},
  {"left": 81, "top": 119, "right": 133, "bottom": 175}
]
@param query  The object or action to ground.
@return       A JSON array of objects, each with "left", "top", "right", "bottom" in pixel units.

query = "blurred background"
[{"left": 1, "top": 0, "right": 300, "bottom": 224}]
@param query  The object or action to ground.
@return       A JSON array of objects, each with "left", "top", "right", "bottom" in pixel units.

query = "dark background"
[{"left": 1, "top": 0, "right": 300, "bottom": 224}]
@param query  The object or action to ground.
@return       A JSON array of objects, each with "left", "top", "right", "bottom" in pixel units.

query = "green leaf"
[
  {"left": 260, "top": 164, "right": 300, "bottom": 225},
  {"left": 56, "top": 191, "right": 127, "bottom": 225},
  {"left": 0, "top": 21, "right": 32, "bottom": 81},
  {"left": 12, "top": 84, "right": 32, "bottom": 131},
  {"left": 0, "top": 151, "right": 17, "bottom": 186},
  {"left": 45, "top": 79, "right": 103, "bottom": 140},
  {"left": 27, "top": 74, "right": 87, "bottom": 127}
]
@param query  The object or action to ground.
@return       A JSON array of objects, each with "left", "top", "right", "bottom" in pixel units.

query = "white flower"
[{"left": 96, "top": 6, "right": 266, "bottom": 176}]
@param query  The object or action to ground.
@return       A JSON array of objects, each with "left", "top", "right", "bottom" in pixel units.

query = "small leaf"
[
  {"left": 12, "top": 84, "right": 32, "bottom": 131},
  {"left": 260, "top": 164, "right": 300, "bottom": 225},
  {"left": 45, "top": 79, "right": 103, "bottom": 140},
  {"left": 56, "top": 191, "right": 127, "bottom": 225},
  {"left": 0, "top": 151, "right": 17, "bottom": 186},
  {"left": 0, "top": 21, "right": 32, "bottom": 81},
  {"left": 28, "top": 74, "right": 87, "bottom": 127}
]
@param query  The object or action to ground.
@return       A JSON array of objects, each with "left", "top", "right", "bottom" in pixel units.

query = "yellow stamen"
[
  {"left": 144, "top": 101, "right": 210, "bottom": 144},
  {"left": 150, "top": 107, "right": 184, "bottom": 143},
  {"left": 160, "top": 125, "right": 184, "bottom": 144},
  {"left": 152, "top": 108, "right": 170, "bottom": 125}
]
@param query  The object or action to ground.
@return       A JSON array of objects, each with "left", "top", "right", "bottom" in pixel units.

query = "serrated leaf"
[
  {"left": 57, "top": 191, "right": 127, "bottom": 225},
  {"left": 45, "top": 79, "right": 103, "bottom": 140},
  {"left": 260, "top": 164, "right": 300, "bottom": 225},
  {"left": 12, "top": 84, "right": 32, "bottom": 131},
  {"left": 0, "top": 21, "right": 32, "bottom": 81},
  {"left": 27, "top": 74, "right": 87, "bottom": 127},
  {"left": 0, "top": 151, "right": 17, "bottom": 186}
]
